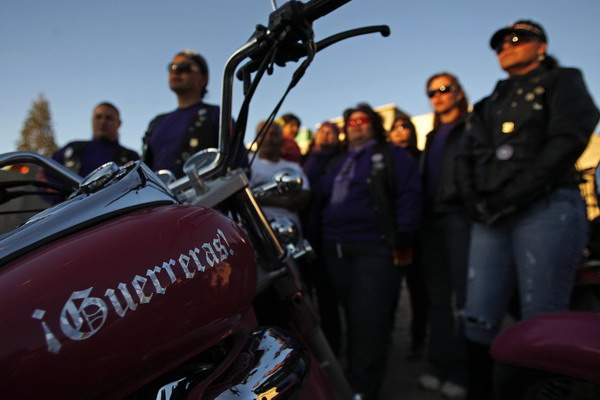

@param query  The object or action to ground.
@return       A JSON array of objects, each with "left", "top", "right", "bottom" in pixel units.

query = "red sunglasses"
[{"left": 347, "top": 117, "right": 371, "bottom": 127}]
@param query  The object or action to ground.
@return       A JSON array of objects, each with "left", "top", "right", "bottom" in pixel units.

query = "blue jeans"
[
  {"left": 323, "top": 241, "right": 402, "bottom": 400},
  {"left": 462, "top": 188, "right": 588, "bottom": 344}
]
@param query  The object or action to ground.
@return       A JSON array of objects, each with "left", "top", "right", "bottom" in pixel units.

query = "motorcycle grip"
[{"left": 303, "top": 0, "right": 353, "bottom": 23}]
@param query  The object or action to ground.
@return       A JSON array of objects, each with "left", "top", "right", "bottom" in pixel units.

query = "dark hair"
[
  {"left": 318, "top": 121, "right": 340, "bottom": 136},
  {"left": 389, "top": 116, "right": 419, "bottom": 155},
  {"left": 541, "top": 54, "right": 559, "bottom": 69},
  {"left": 95, "top": 102, "right": 120, "bottom": 117},
  {"left": 306, "top": 121, "right": 344, "bottom": 153},
  {"left": 280, "top": 113, "right": 301, "bottom": 127},
  {"left": 426, "top": 72, "right": 469, "bottom": 129},
  {"left": 342, "top": 103, "right": 387, "bottom": 143},
  {"left": 176, "top": 49, "right": 209, "bottom": 75},
  {"left": 175, "top": 49, "right": 209, "bottom": 97}
]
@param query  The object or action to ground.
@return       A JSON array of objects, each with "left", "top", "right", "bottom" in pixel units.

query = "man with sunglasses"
[
  {"left": 456, "top": 20, "right": 599, "bottom": 399},
  {"left": 142, "top": 49, "right": 221, "bottom": 178}
]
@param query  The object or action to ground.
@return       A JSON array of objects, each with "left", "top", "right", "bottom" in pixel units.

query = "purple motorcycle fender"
[{"left": 491, "top": 311, "right": 600, "bottom": 384}]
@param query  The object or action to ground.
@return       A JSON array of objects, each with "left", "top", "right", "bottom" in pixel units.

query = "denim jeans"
[
  {"left": 323, "top": 241, "right": 402, "bottom": 400},
  {"left": 462, "top": 188, "right": 588, "bottom": 344}
]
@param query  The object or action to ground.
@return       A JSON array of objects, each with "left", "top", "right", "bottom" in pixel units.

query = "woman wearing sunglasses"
[
  {"left": 317, "top": 103, "right": 422, "bottom": 400},
  {"left": 456, "top": 20, "right": 600, "bottom": 399},
  {"left": 387, "top": 116, "right": 429, "bottom": 362},
  {"left": 418, "top": 72, "right": 471, "bottom": 399},
  {"left": 389, "top": 117, "right": 420, "bottom": 159}
]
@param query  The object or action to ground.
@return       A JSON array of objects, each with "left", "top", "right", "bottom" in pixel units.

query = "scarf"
[{"left": 329, "top": 139, "right": 376, "bottom": 204}]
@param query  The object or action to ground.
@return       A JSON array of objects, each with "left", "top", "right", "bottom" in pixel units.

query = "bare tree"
[{"left": 16, "top": 94, "right": 58, "bottom": 157}]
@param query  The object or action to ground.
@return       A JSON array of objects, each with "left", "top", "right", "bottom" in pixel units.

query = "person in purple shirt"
[
  {"left": 418, "top": 72, "right": 470, "bottom": 400},
  {"left": 388, "top": 116, "right": 429, "bottom": 362},
  {"left": 52, "top": 102, "right": 139, "bottom": 177},
  {"left": 301, "top": 121, "right": 346, "bottom": 355},
  {"left": 319, "top": 103, "right": 422, "bottom": 400},
  {"left": 142, "top": 50, "right": 221, "bottom": 178}
]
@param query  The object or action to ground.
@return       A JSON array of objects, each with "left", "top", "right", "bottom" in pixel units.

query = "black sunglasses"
[
  {"left": 167, "top": 62, "right": 201, "bottom": 73},
  {"left": 427, "top": 85, "right": 456, "bottom": 98},
  {"left": 494, "top": 34, "right": 536, "bottom": 54}
]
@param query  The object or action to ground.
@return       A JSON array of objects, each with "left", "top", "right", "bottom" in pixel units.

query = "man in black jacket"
[{"left": 53, "top": 102, "right": 139, "bottom": 177}]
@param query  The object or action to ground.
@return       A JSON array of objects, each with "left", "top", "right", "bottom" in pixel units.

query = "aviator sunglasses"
[
  {"left": 427, "top": 85, "right": 456, "bottom": 98},
  {"left": 494, "top": 34, "right": 536, "bottom": 54},
  {"left": 167, "top": 62, "right": 201, "bottom": 73}
]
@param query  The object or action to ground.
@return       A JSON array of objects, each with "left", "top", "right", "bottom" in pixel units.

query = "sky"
[{"left": 1, "top": 0, "right": 599, "bottom": 157}]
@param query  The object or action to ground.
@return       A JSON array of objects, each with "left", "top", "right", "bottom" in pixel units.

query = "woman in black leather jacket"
[
  {"left": 456, "top": 20, "right": 600, "bottom": 399},
  {"left": 418, "top": 72, "right": 471, "bottom": 399}
]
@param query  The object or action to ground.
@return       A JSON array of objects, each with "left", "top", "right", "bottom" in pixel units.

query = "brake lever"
[
  {"left": 315, "top": 25, "right": 390, "bottom": 52},
  {"left": 236, "top": 24, "right": 390, "bottom": 81}
]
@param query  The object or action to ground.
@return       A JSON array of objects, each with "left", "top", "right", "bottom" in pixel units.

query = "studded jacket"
[
  {"left": 142, "top": 103, "right": 220, "bottom": 178},
  {"left": 456, "top": 65, "right": 599, "bottom": 217},
  {"left": 53, "top": 139, "right": 139, "bottom": 177}
]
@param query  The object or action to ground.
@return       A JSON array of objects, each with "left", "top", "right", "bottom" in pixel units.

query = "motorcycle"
[
  {"left": 491, "top": 163, "right": 600, "bottom": 400},
  {"left": 0, "top": 1, "right": 391, "bottom": 398}
]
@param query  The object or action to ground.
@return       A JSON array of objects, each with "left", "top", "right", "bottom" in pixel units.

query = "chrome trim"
[
  {"left": 0, "top": 161, "right": 177, "bottom": 265},
  {"left": 290, "top": 239, "right": 314, "bottom": 260},
  {"left": 155, "top": 169, "right": 176, "bottom": 186},
  {"left": 269, "top": 218, "right": 314, "bottom": 261},
  {"left": 251, "top": 168, "right": 303, "bottom": 200},
  {"left": 270, "top": 217, "right": 299, "bottom": 246},
  {"left": 0, "top": 151, "right": 82, "bottom": 187},
  {"left": 155, "top": 378, "right": 188, "bottom": 400},
  {"left": 78, "top": 162, "right": 120, "bottom": 194},
  {"left": 144, "top": 327, "right": 309, "bottom": 400},
  {"left": 213, "top": 37, "right": 261, "bottom": 178},
  {"left": 211, "top": 327, "right": 309, "bottom": 399},
  {"left": 172, "top": 168, "right": 249, "bottom": 208},
  {"left": 233, "top": 188, "right": 285, "bottom": 270}
]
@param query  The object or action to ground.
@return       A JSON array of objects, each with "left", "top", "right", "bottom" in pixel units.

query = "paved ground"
[
  {"left": 319, "top": 281, "right": 447, "bottom": 399},
  {"left": 379, "top": 286, "right": 441, "bottom": 400}
]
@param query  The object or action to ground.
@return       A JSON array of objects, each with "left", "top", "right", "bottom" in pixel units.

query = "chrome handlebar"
[{"left": 0, "top": 151, "right": 82, "bottom": 188}]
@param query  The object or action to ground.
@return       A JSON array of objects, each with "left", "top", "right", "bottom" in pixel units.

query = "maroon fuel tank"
[
  {"left": 492, "top": 311, "right": 600, "bottom": 384},
  {"left": 0, "top": 204, "right": 257, "bottom": 399}
]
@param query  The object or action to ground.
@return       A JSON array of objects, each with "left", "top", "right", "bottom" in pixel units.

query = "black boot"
[{"left": 466, "top": 339, "right": 494, "bottom": 400}]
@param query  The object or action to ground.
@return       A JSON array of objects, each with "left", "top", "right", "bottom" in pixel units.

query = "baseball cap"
[{"left": 490, "top": 20, "right": 547, "bottom": 50}]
